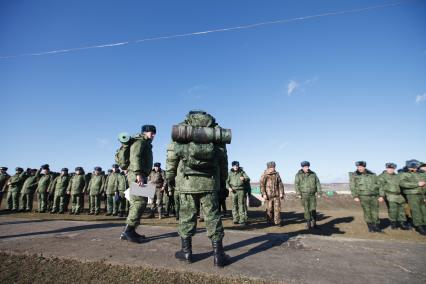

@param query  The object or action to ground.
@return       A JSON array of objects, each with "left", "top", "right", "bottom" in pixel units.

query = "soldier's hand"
[
  {"left": 136, "top": 175, "right": 144, "bottom": 186},
  {"left": 354, "top": 197, "right": 360, "bottom": 202},
  {"left": 378, "top": 197, "right": 384, "bottom": 203},
  {"left": 297, "top": 195, "right": 302, "bottom": 199},
  {"left": 239, "top": 176, "right": 244, "bottom": 181},
  {"left": 418, "top": 181, "right": 426, "bottom": 187}
]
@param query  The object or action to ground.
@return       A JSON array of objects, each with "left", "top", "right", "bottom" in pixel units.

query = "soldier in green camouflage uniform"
[
  {"left": 0, "top": 167, "right": 10, "bottom": 208},
  {"left": 116, "top": 171, "right": 128, "bottom": 217},
  {"left": 294, "top": 161, "right": 322, "bottom": 229},
  {"left": 399, "top": 161, "right": 426, "bottom": 235},
  {"left": 260, "top": 162, "right": 285, "bottom": 226},
  {"left": 50, "top": 168, "right": 70, "bottom": 214},
  {"left": 104, "top": 164, "right": 124, "bottom": 216},
  {"left": 226, "top": 161, "right": 250, "bottom": 225},
  {"left": 6, "top": 167, "right": 26, "bottom": 211},
  {"left": 87, "top": 167, "right": 105, "bottom": 215},
  {"left": 36, "top": 164, "right": 54, "bottom": 213},
  {"left": 19, "top": 169, "right": 39, "bottom": 212},
  {"left": 148, "top": 162, "right": 167, "bottom": 219},
  {"left": 350, "top": 161, "right": 382, "bottom": 233},
  {"left": 166, "top": 111, "right": 230, "bottom": 267},
  {"left": 378, "top": 163, "right": 410, "bottom": 230},
  {"left": 120, "top": 125, "right": 155, "bottom": 243},
  {"left": 66, "top": 167, "right": 86, "bottom": 215}
]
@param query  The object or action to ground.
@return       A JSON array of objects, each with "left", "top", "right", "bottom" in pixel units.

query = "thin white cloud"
[
  {"left": 96, "top": 138, "right": 110, "bottom": 148},
  {"left": 415, "top": 93, "right": 426, "bottom": 104},
  {"left": 287, "top": 80, "right": 299, "bottom": 96}
]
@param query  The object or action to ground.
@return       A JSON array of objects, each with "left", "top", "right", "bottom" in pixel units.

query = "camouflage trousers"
[
  {"left": 117, "top": 191, "right": 128, "bottom": 214},
  {"left": 38, "top": 192, "right": 48, "bottom": 212},
  {"left": 385, "top": 200, "right": 406, "bottom": 222},
  {"left": 301, "top": 194, "right": 317, "bottom": 221},
  {"left": 174, "top": 190, "right": 181, "bottom": 217},
  {"left": 19, "top": 191, "right": 34, "bottom": 211},
  {"left": 265, "top": 197, "right": 282, "bottom": 225},
  {"left": 126, "top": 172, "right": 147, "bottom": 228},
  {"left": 52, "top": 194, "right": 66, "bottom": 213},
  {"left": 71, "top": 194, "right": 82, "bottom": 213},
  {"left": 232, "top": 190, "right": 247, "bottom": 223},
  {"left": 406, "top": 194, "right": 426, "bottom": 226},
  {"left": 151, "top": 188, "right": 164, "bottom": 211},
  {"left": 106, "top": 194, "right": 119, "bottom": 214},
  {"left": 164, "top": 190, "right": 175, "bottom": 215},
  {"left": 178, "top": 192, "right": 224, "bottom": 241},
  {"left": 6, "top": 188, "right": 20, "bottom": 210},
  {"left": 89, "top": 194, "right": 101, "bottom": 214},
  {"left": 359, "top": 195, "right": 379, "bottom": 224}
]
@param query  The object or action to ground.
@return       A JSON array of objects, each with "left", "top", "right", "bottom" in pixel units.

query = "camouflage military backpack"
[{"left": 115, "top": 133, "right": 143, "bottom": 170}]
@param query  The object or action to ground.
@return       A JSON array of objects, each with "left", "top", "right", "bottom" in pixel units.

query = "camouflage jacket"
[
  {"left": 87, "top": 174, "right": 105, "bottom": 195},
  {"left": 128, "top": 135, "right": 153, "bottom": 177},
  {"left": 349, "top": 170, "right": 379, "bottom": 197},
  {"left": 226, "top": 169, "right": 250, "bottom": 191},
  {"left": 294, "top": 170, "right": 322, "bottom": 195},
  {"left": 104, "top": 172, "right": 126, "bottom": 194},
  {"left": 36, "top": 170, "right": 55, "bottom": 193},
  {"left": 67, "top": 174, "right": 86, "bottom": 195},
  {"left": 49, "top": 175, "right": 70, "bottom": 196},
  {"left": 21, "top": 174, "right": 39, "bottom": 194},
  {"left": 7, "top": 172, "right": 27, "bottom": 192},
  {"left": 0, "top": 173, "right": 10, "bottom": 192},
  {"left": 148, "top": 169, "right": 166, "bottom": 189},
  {"left": 399, "top": 171, "right": 425, "bottom": 195},
  {"left": 260, "top": 170, "right": 285, "bottom": 198}
]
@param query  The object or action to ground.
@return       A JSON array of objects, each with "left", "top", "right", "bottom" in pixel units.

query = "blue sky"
[{"left": 0, "top": 0, "right": 425, "bottom": 183}]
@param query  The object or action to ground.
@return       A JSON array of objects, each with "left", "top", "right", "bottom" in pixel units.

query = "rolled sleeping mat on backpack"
[
  {"left": 171, "top": 125, "right": 232, "bottom": 144},
  {"left": 118, "top": 132, "right": 132, "bottom": 144}
]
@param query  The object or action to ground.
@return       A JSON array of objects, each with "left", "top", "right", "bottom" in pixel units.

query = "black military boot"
[
  {"left": 175, "top": 237, "right": 193, "bottom": 263},
  {"left": 120, "top": 225, "right": 144, "bottom": 243},
  {"left": 306, "top": 220, "right": 312, "bottom": 230},
  {"left": 212, "top": 239, "right": 230, "bottom": 267},
  {"left": 372, "top": 224, "right": 382, "bottom": 233},
  {"left": 390, "top": 222, "right": 398, "bottom": 230},
  {"left": 311, "top": 211, "right": 318, "bottom": 229},
  {"left": 399, "top": 221, "right": 410, "bottom": 230},
  {"left": 147, "top": 209, "right": 155, "bottom": 218},
  {"left": 367, "top": 223, "right": 373, "bottom": 232},
  {"left": 415, "top": 226, "right": 426, "bottom": 236}
]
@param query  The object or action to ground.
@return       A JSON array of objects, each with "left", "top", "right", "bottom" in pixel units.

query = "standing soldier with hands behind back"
[
  {"left": 67, "top": 167, "right": 86, "bottom": 215},
  {"left": 294, "top": 161, "right": 322, "bottom": 230},
  {"left": 227, "top": 161, "right": 250, "bottom": 226},
  {"left": 87, "top": 167, "right": 105, "bottom": 215},
  {"left": 50, "top": 168, "right": 70, "bottom": 214},
  {"left": 350, "top": 161, "right": 382, "bottom": 233},
  {"left": 260, "top": 162, "right": 285, "bottom": 227}
]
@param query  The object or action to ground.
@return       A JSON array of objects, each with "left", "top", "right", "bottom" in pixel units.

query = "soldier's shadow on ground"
[
  {"left": 225, "top": 216, "right": 354, "bottom": 265},
  {"left": 0, "top": 222, "right": 123, "bottom": 240}
]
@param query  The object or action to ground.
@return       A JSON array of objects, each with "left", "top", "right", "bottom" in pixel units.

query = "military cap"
[
  {"left": 107, "top": 169, "right": 113, "bottom": 173},
  {"left": 112, "top": 164, "right": 119, "bottom": 169},
  {"left": 31, "top": 168, "right": 37, "bottom": 173},
  {"left": 188, "top": 110, "right": 207, "bottom": 115},
  {"left": 154, "top": 162, "right": 161, "bottom": 167},
  {"left": 385, "top": 163, "right": 397, "bottom": 169},
  {"left": 419, "top": 162, "right": 426, "bottom": 168},
  {"left": 61, "top": 168, "right": 69, "bottom": 172},
  {"left": 94, "top": 166, "right": 102, "bottom": 172},
  {"left": 0, "top": 167, "right": 8, "bottom": 171},
  {"left": 267, "top": 161, "right": 276, "bottom": 168},
  {"left": 141, "top": 125, "right": 156, "bottom": 134},
  {"left": 232, "top": 161, "right": 240, "bottom": 167},
  {"left": 41, "top": 164, "right": 50, "bottom": 170},
  {"left": 301, "top": 161, "right": 310, "bottom": 167},
  {"left": 75, "top": 167, "right": 83, "bottom": 171},
  {"left": 406, "top": 159, "right": 420, "bottom": 168},
  {"left": 355, "top": 161, "right": 367, "bottom": 167},
  {"left": 15, "top": 167, "right": 24, "bottom": 172}
]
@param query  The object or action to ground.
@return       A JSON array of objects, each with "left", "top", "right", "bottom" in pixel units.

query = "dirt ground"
[{"left": 0, "top": 193, "right": 425, "bottom": 283}]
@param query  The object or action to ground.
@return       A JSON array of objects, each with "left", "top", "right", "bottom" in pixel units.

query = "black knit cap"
[
  {"left": 112, "top": 164, "right": 119, "bottom": 169},
  {"left": 141, "top": 125, "right": 156, "bottom": 134},
  {"left": 154, "top": 162, "right": 161, "bottom": 167},
  {"left": 0, "top": 167, "right": 8, "bottom": 171},
  {"left": 232, "top": 161, "right": 240, "bottom": 167},
  {"left": 75, "top": 167, "right": 83, "bottom": 172},
  {"left": 41, "top": 164, "right": 50, "bottom": 170},
  {"left": 94, "top": 166, "right": 102, "bottom": 172},
  {"left": 15, "top": 167, "right": 24, "bottom": 172},
  {"left": 61, "top": 168, "right": 69, "bottom": 172}
]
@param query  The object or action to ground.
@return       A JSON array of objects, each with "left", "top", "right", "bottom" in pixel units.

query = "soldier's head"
[
  {"left": 407, "top": 161, "right": 418, "bottom": 172},
  {"left": 15, "top": 167, "right": 24, "bottom": 174},
  {"left": 419, "top": 163, "right": 426, "bottom": 173},
  {"left": 41, "top": 164, "right": 50, "bottom": 174},
  {"left": 94, "top": 166, "right": 102, "bottom": 175},
  {"left": 154, "top": 162, "right": 161, "bottom": 171},
  {"left": 355, "top": 161, "right": 367, "bottom": 173},
  {"left": 107, "top": 169, "right": 113, "bottom": 174},
  {"left": 30, "top": 168, "right": 37, "bottom": 176},
  {"left": 61, "top": 168, "right": 69, "bottom": 176},
  {"left": 266, "top": 161, "right": 276, "bottom": 173},
  {"left": 301, "top": 161, "right": 310, "bottom": 173},
  {"left": 141, "top": 125, "right": 156, "bottom": 140},
  {"left": 232, "top": 161, "right": 240, "bottom": 171},
  {"left": 112, "top": 164, "right": 120, "bottom": 173},
  {"left": 0, "top": 167, "right": 8, "bottom": 174},
  {"left": 385, "top": 163, "right": 397, "bottom": 174},
  {"left": 75, "top": 167, "right": 83, "bottom": 175}
]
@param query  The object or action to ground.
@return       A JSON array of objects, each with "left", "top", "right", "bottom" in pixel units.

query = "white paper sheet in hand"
[{"left": 124, "top": 182, "right": 156, "bottom": 201}]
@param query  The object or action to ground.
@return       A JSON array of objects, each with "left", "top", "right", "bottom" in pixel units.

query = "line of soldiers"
[{"left": 350, "top": 160, "right": 426, "bottom": 235}]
